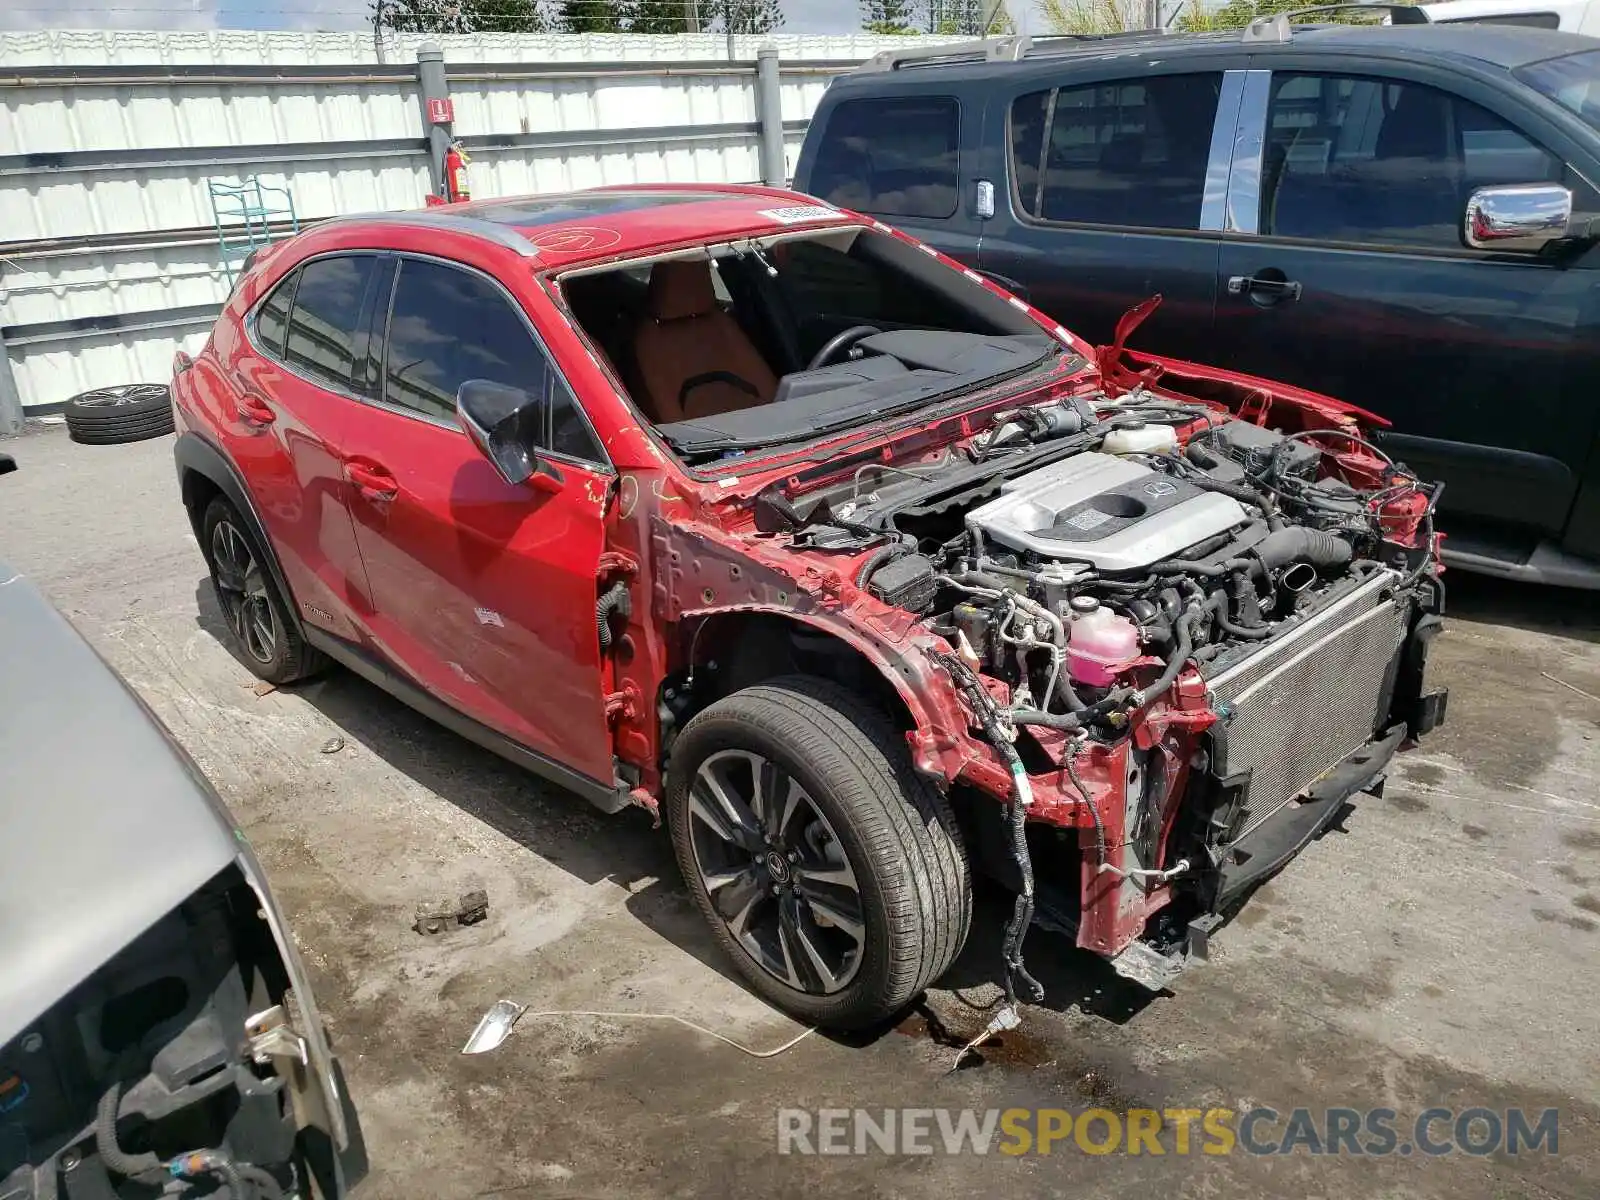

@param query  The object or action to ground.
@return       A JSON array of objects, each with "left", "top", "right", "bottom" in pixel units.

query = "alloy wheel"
[
  {"left": 70, "top": 383, "right": 171, "bottom": 408},
  {"left": 686, "top": 749, "right": 865, "bottom": 995},
  {"left": 210, "top": 520, "right": 278, "bottom": 665}
]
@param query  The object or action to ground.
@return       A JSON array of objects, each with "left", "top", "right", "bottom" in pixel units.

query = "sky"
[{"left": 0, "top": 0, "right": 1028, "bottom": 35}]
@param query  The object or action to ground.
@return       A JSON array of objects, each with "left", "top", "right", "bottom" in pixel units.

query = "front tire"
[
  {"left": 667, "top": 676, "right": 970, "bottom": 1029},
  {"left": 201, "top": 497, "right": 324, "bottom": 685}
]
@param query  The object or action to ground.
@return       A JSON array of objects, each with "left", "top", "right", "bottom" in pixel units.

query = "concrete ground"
[{"left": 2, "top": 422, "right": 1598, "bottom": 1199}]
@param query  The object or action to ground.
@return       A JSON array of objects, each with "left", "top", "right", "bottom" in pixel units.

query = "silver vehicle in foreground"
[{"left": 0, "top": 452, "right": 365, "bottom": 1199}]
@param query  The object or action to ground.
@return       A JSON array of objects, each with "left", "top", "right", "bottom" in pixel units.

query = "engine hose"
[
  {"left": 1399, "top": 510, "right": 1437, "bottom": 590},
  {"left": 854, "top": 542, "right": 913, "bottom": 590},
  {"left": 214, "top": 1161, "right": 246, "bottom": 1197},
  {"left": 1013, "top": 684, "right": 1136, "bottom": 731},
  {"left": 1251, "top": 527, "right": 1353, "bottom": 573},
  {"left": 1055, "top": 671, "right": 1089, "bottom": 714},
  {"left": 595, "top": 580, "right": 630, "bottom": 653},
  {"left": 95, "top": 1079, "right": 161, "bottom": 1180},
  {"left": 1208, "top": 587, "right": 1272, "bottom": 641},
  {"left": 945, "top": 568, "right": 1013, "bottom": 594},
  {"left": 1137, "top": 610, "right": 1197, "bottom": 708},
  {"left": 1150, "top": 555, "right": 1253, "bottom": 577},
  {"left": 240, "top": 1165, "right": 287, "bottom": 1200},
  {"left": 1064, "top": 745, "right": 1107, "bottom": 866},
  {"left": 1177, "top": 458, "right": 1284, "bottom": 529}
]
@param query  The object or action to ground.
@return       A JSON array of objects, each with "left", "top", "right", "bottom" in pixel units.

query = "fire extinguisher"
[{"left": 444, "top": 142, "right": 471, "bottom": 203}]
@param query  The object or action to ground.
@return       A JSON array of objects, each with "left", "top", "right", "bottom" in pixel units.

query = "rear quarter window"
[{"left": 807, "top": 95, "right": 960, "bottom": 220}]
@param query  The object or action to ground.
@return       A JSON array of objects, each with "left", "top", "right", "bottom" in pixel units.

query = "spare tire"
[{"left": 64, "top": 384, "right": 175, "bottom": 445}]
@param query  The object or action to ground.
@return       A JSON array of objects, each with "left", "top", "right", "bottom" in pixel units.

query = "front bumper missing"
[{"left": 1108, "top": 722, "right": 1408, "bottom": 991}]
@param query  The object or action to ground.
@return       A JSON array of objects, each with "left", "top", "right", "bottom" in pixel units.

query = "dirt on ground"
[{"left": 2, "top": 424, "right": 1597, "bottom": 1199}]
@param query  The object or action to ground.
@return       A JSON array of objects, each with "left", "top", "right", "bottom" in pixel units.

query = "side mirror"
[
  {"left": 455, "top": 379, "right": 560, "bottom": 492},
  {"left": 0, "top": 453, "right": 16, "bottom": 476},
  {"left": 1464, "top": 184, "right": 1573, "bottom": 252}
]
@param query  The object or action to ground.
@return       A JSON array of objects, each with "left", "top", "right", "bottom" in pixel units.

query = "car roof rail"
[
  {"left": 1242, "top": 2, "right": 1431, "bottom": 41},
  {"left": 857, "top": 34, "right": 1034, "bottom": 72},
  {"left": 855, "top": 29, "right": 1174, "bottom": 73}
]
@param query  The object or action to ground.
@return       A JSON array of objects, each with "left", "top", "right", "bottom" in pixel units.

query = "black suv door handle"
[{"left": 1228, "top": 273, "right": 1303, "bottom": 304}]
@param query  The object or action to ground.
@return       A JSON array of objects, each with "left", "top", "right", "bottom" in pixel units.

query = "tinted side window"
[
  {"left": 1024, "top": 74, "right": 1223, "bottom": 230},
  {"left": 283, "top": 255, "right": 376, "bottom": 391},
  {"left": 254, "top": 270, "right": 297, "bottom": 358},
  {"left": 383, "top": 258, "right": 603, "bottom": 461},
  {"left": 808, "top": 96, "right": 960, "bottom": 219},
  {"left": 1261, "top": 74, "right": 1569, "bottom": 249},
  {"left": 1009, "top": 90, "right": 1049, "bottom": 217}
]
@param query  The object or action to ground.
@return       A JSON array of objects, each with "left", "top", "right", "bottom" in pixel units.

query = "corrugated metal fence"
[{"left": 0, "top": 30, "right": 927, "bottom": 420}]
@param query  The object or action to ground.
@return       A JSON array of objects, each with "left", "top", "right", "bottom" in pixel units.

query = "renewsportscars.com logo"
[{"left": 776, "top": 1107, "right": 1561, "bottom": 1157}]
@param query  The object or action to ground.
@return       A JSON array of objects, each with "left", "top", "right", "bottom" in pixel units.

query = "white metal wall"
[{"left": 1, "top": 30, "right": 939, "bottom": 412}]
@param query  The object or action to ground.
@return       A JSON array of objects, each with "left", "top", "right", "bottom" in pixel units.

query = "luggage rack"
[
  {"left": 856, "top": 4, "right": 1431, "bottom": 70},
  {"left": 857, "top": 31, "right": 1170, "bottom": 72}
]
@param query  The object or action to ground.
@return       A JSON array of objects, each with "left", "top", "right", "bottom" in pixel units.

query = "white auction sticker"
[{"left": 757, "top": 205, "right": 839, "bottom": 225}]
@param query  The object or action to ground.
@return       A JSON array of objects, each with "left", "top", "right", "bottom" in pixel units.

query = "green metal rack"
[{"left": 208, "top": 176, "right": 299, "bottom": 283}]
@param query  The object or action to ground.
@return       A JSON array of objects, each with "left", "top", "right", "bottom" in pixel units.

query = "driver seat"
[{"left": 630, "top": 260, "right": 778, "bottom": 424}]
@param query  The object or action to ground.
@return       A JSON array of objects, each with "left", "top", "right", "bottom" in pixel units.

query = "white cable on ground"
[{"left": 515, "top": 1010, "right": 817, "bottom": 1058}]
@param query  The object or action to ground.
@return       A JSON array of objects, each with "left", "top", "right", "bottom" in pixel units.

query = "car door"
[
  {"left": 210, "top": 253, "right": 379, "bottom": 644},
  {"left": 1212, "top": 64, "right": 1600, "bottom": 542},
  {"left": 337, "top": 253, "right": 617, "bottom": 785},
  {"left": 976, "top": 64, "right": 1246, "bottom": 359}
]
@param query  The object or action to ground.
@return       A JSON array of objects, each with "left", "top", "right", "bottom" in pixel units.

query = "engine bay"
[
  {"left": 765, "top": 383, "right": 1438, "bottom": 737},
  {"left": 732, "top": 377, "right": 1443, "bottom": 995}
]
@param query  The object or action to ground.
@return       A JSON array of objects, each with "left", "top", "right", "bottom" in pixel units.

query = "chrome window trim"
[
  {"left": 377, "top": 250, "right": 613, "bottom": 473},
  {"left": 1223, "top": 69, "right": 1272, "bottom": 236},
  {"left": 1200, "top": 71, "right": 1250, "bottom": 233}
]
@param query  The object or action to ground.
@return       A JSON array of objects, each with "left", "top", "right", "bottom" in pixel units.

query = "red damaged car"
[{"left": 172, "top": 185, "right": 1447, "bottom": 1029}]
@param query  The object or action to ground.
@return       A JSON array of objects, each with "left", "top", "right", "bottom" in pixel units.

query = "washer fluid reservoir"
[{"left": 1102, "top": 422, "right": 1177, "bottom": 456}]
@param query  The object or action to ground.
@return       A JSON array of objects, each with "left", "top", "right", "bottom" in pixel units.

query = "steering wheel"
[{"left": 806, "top": 325, "right": 882, "bottom": 371}]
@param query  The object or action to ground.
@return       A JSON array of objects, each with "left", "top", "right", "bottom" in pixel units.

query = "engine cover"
[{"left": 967, "top": 453, "right": 1249, "bottom": 572}]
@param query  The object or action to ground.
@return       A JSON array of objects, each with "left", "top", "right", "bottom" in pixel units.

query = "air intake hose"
[{"left": 1251, "top": 527, "right": 1353, "bottom": 574}]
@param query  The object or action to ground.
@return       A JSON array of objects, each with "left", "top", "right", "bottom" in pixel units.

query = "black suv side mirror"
[{"left": 455, "top": 379, "right": 561, "bottom": 494}]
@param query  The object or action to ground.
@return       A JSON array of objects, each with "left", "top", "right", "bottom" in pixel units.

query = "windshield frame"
[{"left": 549, "top": 224, "right": 1078, "bottom": 481}]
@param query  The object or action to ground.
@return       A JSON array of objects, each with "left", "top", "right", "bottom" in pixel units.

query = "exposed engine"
[
  {"left": 748, "top": 382, "right": 1441, "bottom": 995},
  {"left": 774, "top": 387, "right": 1436, "bottom": 734}
]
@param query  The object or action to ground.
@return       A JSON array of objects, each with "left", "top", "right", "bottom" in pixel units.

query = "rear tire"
[
  {"left": 201, "top": 497, "right": 325, "bottom": 685},
  {"left": 667, "top": 675, "right": 970, "bottom": 1029},
  {"left": 64, "top": 384, "right": 175, "bottom": 445}
]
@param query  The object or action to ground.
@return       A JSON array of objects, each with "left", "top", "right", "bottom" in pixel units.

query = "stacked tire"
[{"left": 64, "top": 384, "right": 176, "bottom": 445}]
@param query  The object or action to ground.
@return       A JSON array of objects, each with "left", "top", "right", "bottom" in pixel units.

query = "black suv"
[{"left": 794, "top": 20, "right": 1600, "bottom": 586}]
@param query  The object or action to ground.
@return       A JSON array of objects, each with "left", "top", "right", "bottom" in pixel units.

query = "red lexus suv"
[{"left": 172, "top": 184, "right": 1447, "bottom": 1029}]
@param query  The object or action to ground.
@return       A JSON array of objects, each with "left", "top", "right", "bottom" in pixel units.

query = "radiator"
[{"left": 1203, "top": 568, "right": 1409, "bottom": 846}]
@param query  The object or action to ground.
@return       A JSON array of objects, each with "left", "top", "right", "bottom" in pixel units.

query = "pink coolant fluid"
[{"left": 1066, "top": 602, "right": 1140, "bottom": 687}]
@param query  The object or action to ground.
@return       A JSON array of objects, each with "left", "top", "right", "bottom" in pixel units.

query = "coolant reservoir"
[
  {"left": 1067, "top": 601, "right": 1140, "bottom": 686},
  {"left": 1102, "top": 422, "right": 1177, "bottom": 456}
]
